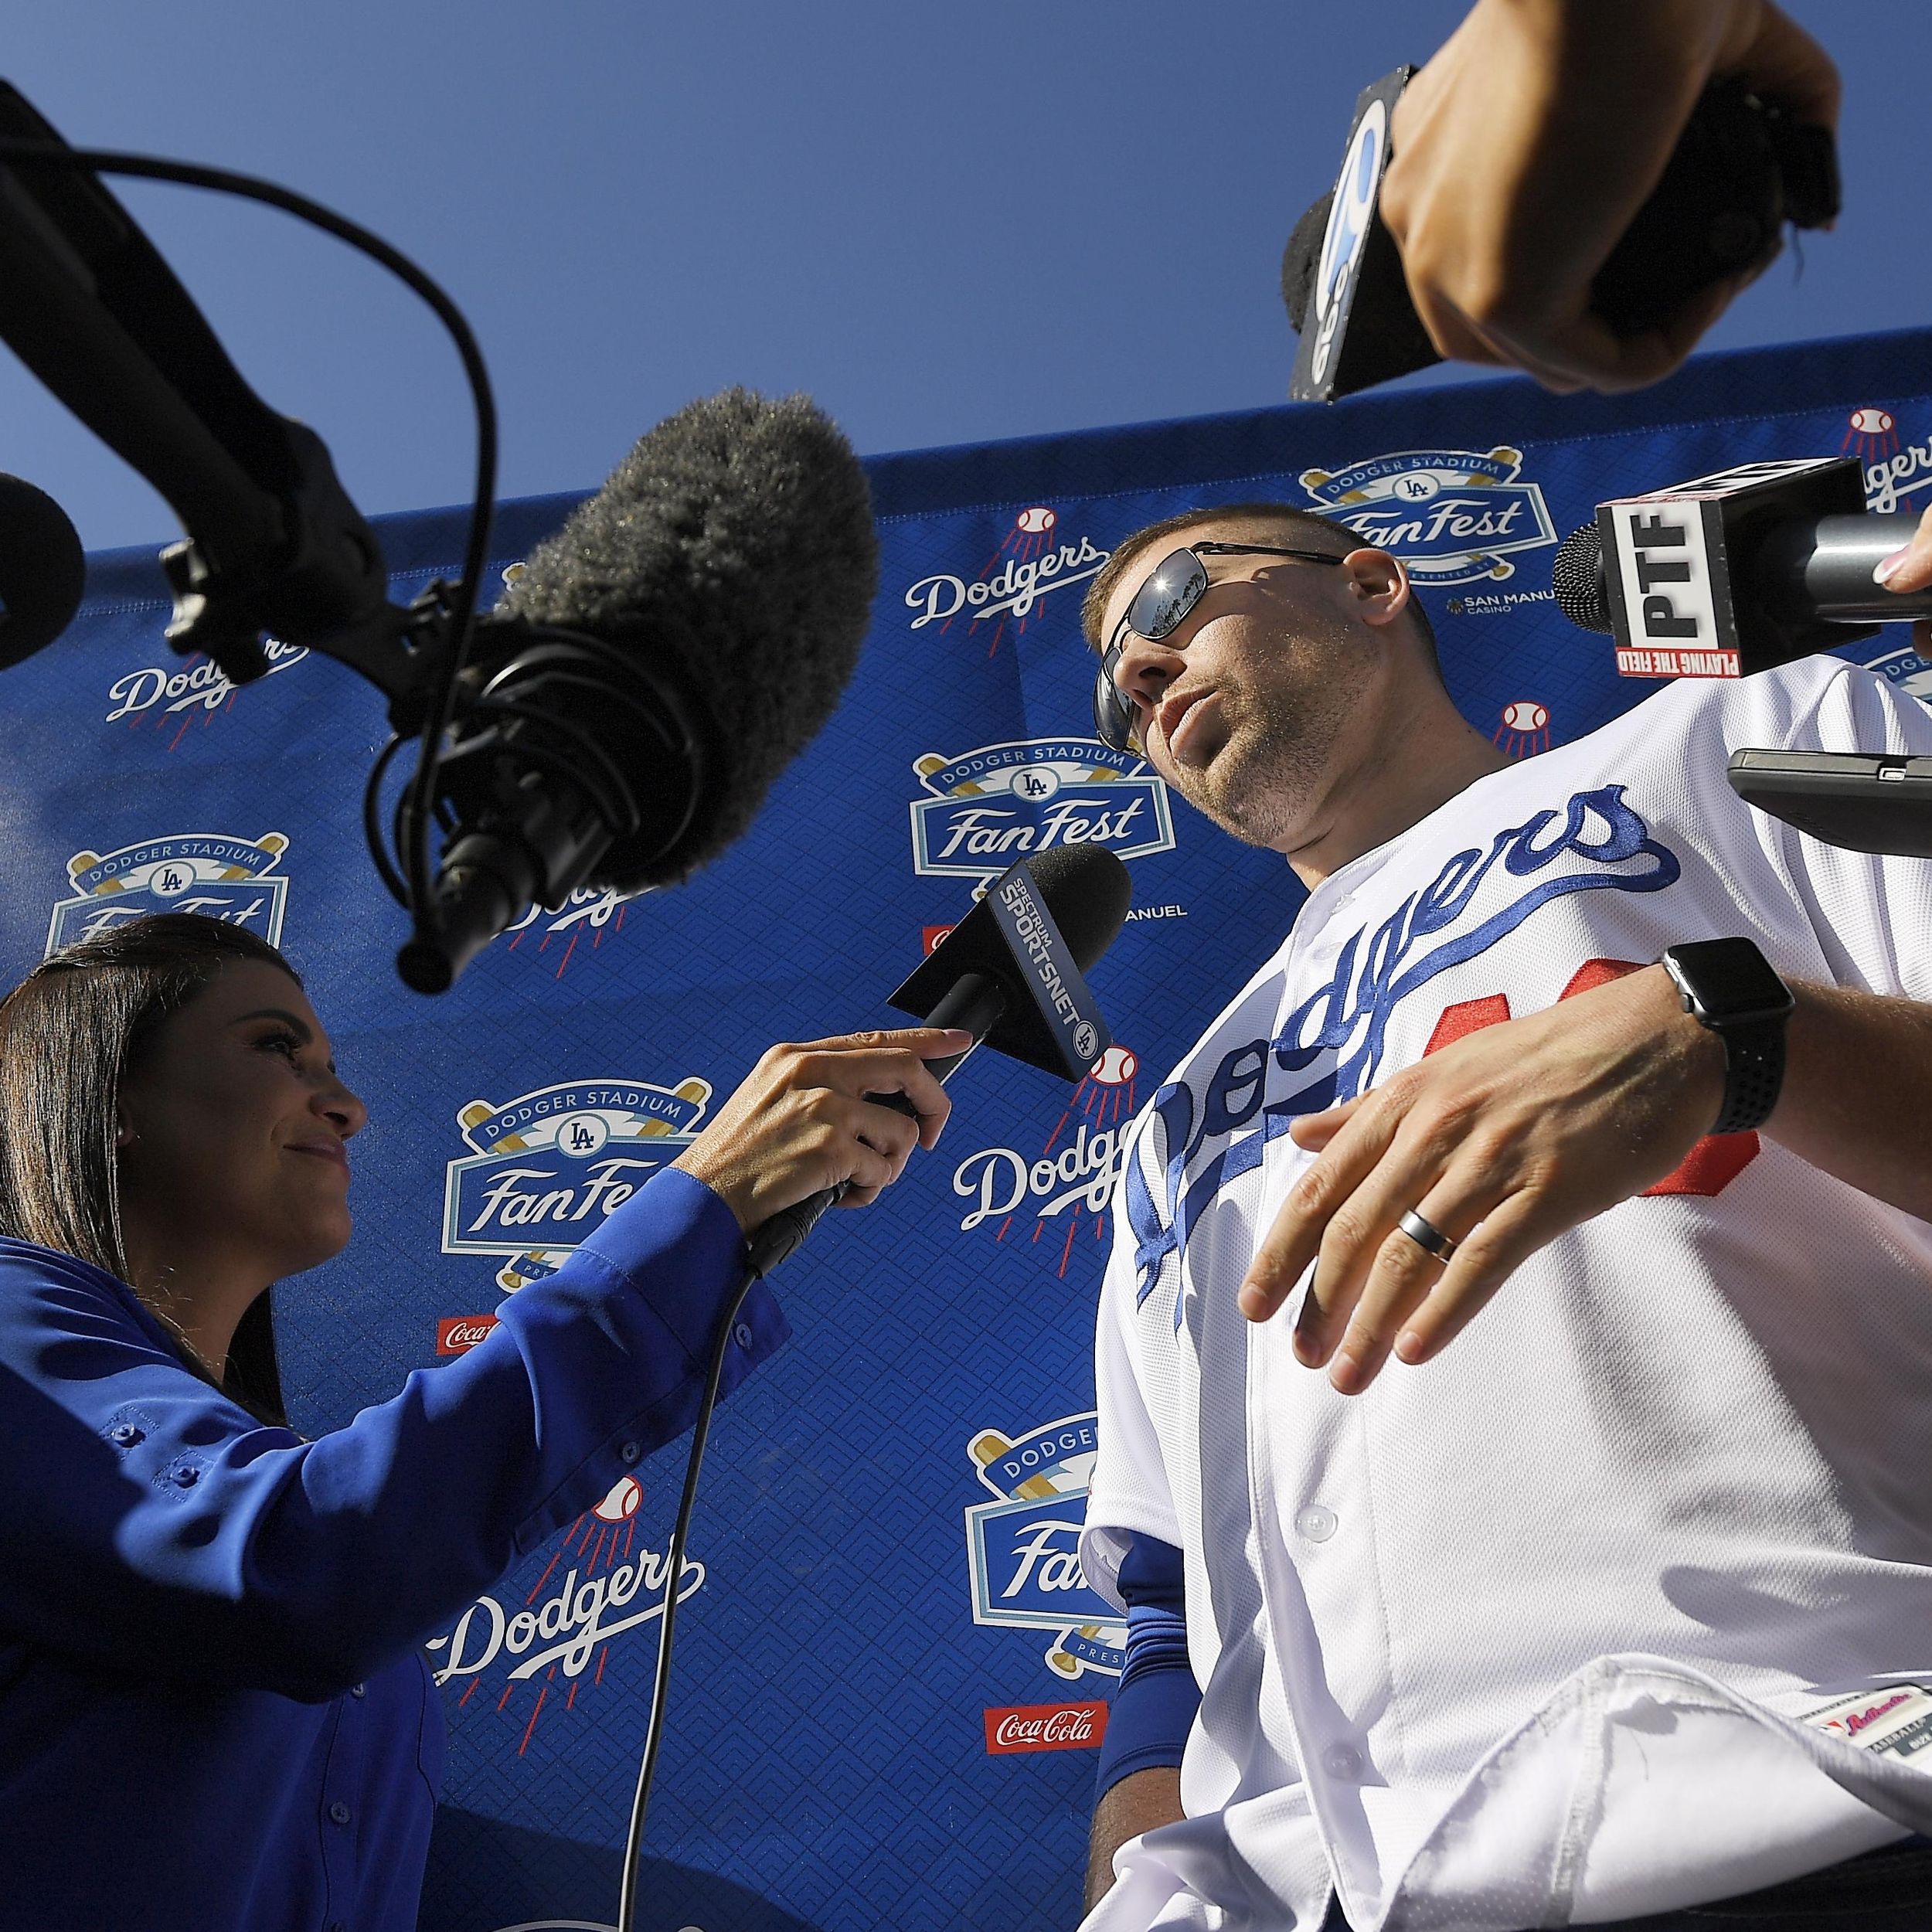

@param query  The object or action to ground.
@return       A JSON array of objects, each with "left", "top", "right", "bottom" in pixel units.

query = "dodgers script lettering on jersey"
[{"left": 1124, "top": 784, "right": 1678, "bottom": 1310}]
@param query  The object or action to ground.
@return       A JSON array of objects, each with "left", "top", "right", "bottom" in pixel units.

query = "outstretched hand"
[
  {"left": 1237, "top": 967, "right": 1724, "bottom": 1393},
  {"left": 1380, "top": 0, "right": 1838, "bottom": 393},
  {"left": 673, "top": 1027, "right": 971, "bottom": 1232}
]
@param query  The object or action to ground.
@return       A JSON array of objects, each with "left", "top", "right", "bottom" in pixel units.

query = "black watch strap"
[
  {"left": 1659, "top": 938, "right": 1794, "bottom": 1137},
  {"left": 1709, "top": 1016, "right": 1786, "bottom": 1134}
]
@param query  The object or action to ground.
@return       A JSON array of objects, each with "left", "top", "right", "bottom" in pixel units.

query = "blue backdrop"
[{"left": 19, "top": 329, "right": 1932, "bottom": 1932}]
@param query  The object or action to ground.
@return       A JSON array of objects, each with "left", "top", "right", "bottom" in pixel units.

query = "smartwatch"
[{"left": 1658, "top": 937, "right": 1795, "bottom": 1135}]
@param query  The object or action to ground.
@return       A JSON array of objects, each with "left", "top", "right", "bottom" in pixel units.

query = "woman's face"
[{"left": 116, "top": 960, "right": 369, "bottom": 1286}]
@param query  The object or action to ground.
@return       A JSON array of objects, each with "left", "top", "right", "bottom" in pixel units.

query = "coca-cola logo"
[
  {"left": 983, "top": 1699, "right": 1108, "bottom": 1755},
  {"left": 437, "top": 1315, "right": 498, "bottom": 1355}
]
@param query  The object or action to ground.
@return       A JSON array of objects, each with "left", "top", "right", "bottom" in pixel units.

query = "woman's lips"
[{"left": 287, "top": 1139, "right": 349, "bottom": 1173}]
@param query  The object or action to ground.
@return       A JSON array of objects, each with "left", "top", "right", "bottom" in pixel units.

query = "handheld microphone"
[
  {"left": 1284, "top": 70, "right": 1838, "bottom": 403},
  {"left": 744, "top": 844, "right": 1131, "bottom": 1277},
  {"left": 396, "top": 388, "right": 879, "bottom": 992},
  {"left": 1550, "top": 456, "right": 1932, "bottom": 678}
]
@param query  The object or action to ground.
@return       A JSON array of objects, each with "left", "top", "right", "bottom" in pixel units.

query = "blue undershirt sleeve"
[{"left": 1094, "top": 1531, "right": 1199, "bottom": 1801}]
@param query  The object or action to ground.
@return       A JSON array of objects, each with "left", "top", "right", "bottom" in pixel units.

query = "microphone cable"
[
  {"left": 0, "top": 135, "right": 496, "bottom": 937},
  {"left": 617, "top": 1260, "right": 760, "bottom": 1932}
]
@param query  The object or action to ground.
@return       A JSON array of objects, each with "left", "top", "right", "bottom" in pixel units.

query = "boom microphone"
[
  {"left": 744, "top": 844, "right": 1131, "bottom": 1278},
  {"left": 1550, "top": 457, "right": 1932, "bottom": 679},
  {"left": 0, "top": 474, "right": 86, "bottom": 668},
  {"left": 396, "top": 389, "right": 879, "bottom": 992}
]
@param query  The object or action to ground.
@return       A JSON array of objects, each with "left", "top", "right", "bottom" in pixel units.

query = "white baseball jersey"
[{"left": 1081, "top": 658, "right": 1932, "bottom": 1932}]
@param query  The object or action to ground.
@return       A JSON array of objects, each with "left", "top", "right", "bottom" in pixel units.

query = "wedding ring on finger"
[{"left": 1397, "top": 1208, "right": 1458, "bottom": 1266}]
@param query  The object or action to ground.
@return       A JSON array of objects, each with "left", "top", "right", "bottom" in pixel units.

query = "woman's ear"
[{"left": 1339, "top": 546, "right": 1413, "bottom": 630}]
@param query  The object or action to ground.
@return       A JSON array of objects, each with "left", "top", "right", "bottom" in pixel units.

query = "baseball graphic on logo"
[
  {"left": 594, "top": 1475, "right": 643, "bottom": 1522},
  {"left": 1501, "top": 701, "right": 1548, "bottom": 733},
  {"left": 1092, "top": 1045, "right": 1138, "bottom": 1086},
  {"left": 1850, "top": 406, "right": 1896, "bottom": 437},
  {"left": 1016, "top": 506, "right": 1056, "bottom": 535}
]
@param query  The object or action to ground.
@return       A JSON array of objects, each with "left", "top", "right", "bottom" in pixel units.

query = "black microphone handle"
[
  {"left": 1756, "top": 514, "right": 1932, "bottom": 625},
  {"left": 744, "top": 971, "right": 1007, "bottom": 1279}
]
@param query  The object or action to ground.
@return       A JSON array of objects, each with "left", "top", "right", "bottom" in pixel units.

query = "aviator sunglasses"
[{"left": 1092, "top": 543, "right": 1345, "bottom": 755}]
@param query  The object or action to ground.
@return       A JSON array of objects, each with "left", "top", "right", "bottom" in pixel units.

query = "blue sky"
[{"left": 3, "top": 0, "right": 1925, "bottom": 553}]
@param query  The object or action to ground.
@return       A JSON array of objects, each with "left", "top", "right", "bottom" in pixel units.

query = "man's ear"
[{"left": 1339, "top": 547, "right": 1412, "bottom": 630}]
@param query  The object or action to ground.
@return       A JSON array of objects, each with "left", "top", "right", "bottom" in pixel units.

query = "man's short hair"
[{"left": 1079, "top": 500, "right": 1438, "bottom": 672}]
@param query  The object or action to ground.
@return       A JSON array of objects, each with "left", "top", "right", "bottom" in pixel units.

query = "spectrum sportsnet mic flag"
[{"left": 11, "top": 325, "right": 1932, "bottom": 1932}]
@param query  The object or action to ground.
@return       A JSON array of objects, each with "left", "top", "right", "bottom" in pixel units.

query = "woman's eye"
[{"left": 259, "top": 1032, "right": 301, "bottom": 1060}]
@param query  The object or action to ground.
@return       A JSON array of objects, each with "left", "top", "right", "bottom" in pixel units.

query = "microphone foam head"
[
  {"left": 1281, "top": 194, "right": 1331, "bottom": 335},
  {"left": 1024, "top": 844, "right": 1132, "bottom": 972},
  {"left": 493, "top": 388, "right": 879, "bottom": 887},
  {"left": 1552, "top": 522, "right": 1614, "bottom": 634}
]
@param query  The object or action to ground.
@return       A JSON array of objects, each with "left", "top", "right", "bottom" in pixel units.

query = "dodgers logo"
[
  {"left": 964, "top": 1413, "right": 1124, "bottom": 1681},
  {"left": 443, "top": 1077, "right": 713, "bottom": 1294},
  {"left": 45, "top": 832, "right": 290, "bottom": 955},
  {"left": 1845, "top": 403, "right": 1928, "bottom": 516},
  {"left": 1866, "top": 641, "right": 1932, "bottom": 709},
  {"left": 910, "top": 738, "right": 1175, "bottom": 884},
  {"left": 502, "top": 883, "right": 655, "bottom": 978},
  {"left": 951, "top": 1046, "right": 1138, "bottom": 1277},
  {"left": 427, "top": 1469, "right": 703, "bottom": 1754},
  {"left": 1126, "top": 786, "right": 1682, "bottom": 1312},
  {"left": 1301, "top": 446, "right": 1556, "bottom": 584},
  {"left": 903, "top": 507, "right": 1107, "bottom": 658},
  {"left": 104, "top": 641, "right": 308, "bottom": 746}
]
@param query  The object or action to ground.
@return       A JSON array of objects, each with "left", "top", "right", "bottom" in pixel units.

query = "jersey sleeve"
[
  {"left": 1740, "top": 662, "right": 1932, "bottom": 998},
  {"left": 1094, "top": 1531, "right": 1199, "bottom": 1801},
  {"left": 1081, "top": 1107, "right": 1184, "bottom": 1614},
  {"left": 0, "top": 1166, "right": 784, "bottom": 1699}
]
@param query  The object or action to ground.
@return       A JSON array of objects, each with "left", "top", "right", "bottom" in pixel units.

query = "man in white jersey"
[{"left": 1075, "top": 501, "right": 1932, "bottom": 1932}]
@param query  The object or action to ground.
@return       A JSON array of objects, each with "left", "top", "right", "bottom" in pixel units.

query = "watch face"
[{"left": 1665, "top": 937, "right": 1794, "bottom": 1025}]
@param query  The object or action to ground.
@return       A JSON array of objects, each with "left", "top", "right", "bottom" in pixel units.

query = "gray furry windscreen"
[{"left": 493, "top": 387, "right": 879, "bottom": 876}]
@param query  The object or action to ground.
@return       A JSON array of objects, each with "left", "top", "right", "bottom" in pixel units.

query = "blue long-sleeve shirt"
[{"left": 0, "top": 1165, "right": 785, "bottom": 1932}]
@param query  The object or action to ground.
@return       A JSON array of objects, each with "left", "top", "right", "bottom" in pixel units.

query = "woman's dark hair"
[{"left": 0, "top": 913, "right": 300, "bottom": 1426}]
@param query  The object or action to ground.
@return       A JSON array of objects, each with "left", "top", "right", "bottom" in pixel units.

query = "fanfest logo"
[
  {"left": 104, "top": 640, "right": 308, "bottom": 747},
  {"left": 501, "top": 883, "right": 655, "bottom": 979},
  {"left": 426, "top": 1471, "right": 702, "bottom": 1757},
  {"left": 1300, "top": 446, "right": 1556, "bottom": 584},
  {"left": 442, "top": 1077, "right": 713, "bottom": 1294},
  {"left": 1868, "top": 641, "right": 1932, "bottom": 710},
  {"left": 909, "top": 739, "right": 1174, "bottom": 885},
  {"left": 951, "top": 1045, "right": 1138, "bottom": 1278},
  {"left": 45, "top": 832, "right": 291, "bottom": 954},
  {"left": 903, "top": 506, "right": 1107, "bottom": 657},
  {"left": 964, "top": 1413, "right": 1124, "bottom": 1681}
]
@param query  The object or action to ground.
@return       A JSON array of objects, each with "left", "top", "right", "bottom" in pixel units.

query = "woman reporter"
[{"left": 0, "top": 913, "right": 964, "bottom": 1932}]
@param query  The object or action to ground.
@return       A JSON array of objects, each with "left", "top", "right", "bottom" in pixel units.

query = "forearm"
[
  {"left": 1767, "top": 978, "right": 1932, "bottom": 1221},
  {"left": 1084, "top": 1767, "right": 1182, "bottom": 1915}
]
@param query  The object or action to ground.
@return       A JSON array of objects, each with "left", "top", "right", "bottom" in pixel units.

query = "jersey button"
[
  {"left": 1322, "top": 1743, "right": 1362, "bottom": 1781},
  {"left": 619, "top": 1440, "right": 641, "bottom": 1464},
  {"left": 1295, "top": 1505, "right": 1338, "bottom": 1543},
  {"left": 328, "top": 1800, "right": 352, "bottom": 1825},
  {"left": 733, "top": 1321, "right": 753, "bottom": 1349}
]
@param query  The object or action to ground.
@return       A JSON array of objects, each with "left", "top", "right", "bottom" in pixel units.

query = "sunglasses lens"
[
  {"left": 1094, "top": 662, "right": 1136, "bottom": 753},
  {"left": 1128, "top": 550, "right": 1209, "bottom": 641}
]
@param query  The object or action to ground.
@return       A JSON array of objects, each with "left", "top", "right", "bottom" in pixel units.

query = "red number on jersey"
[{"left": 1422, "top": 960, "right": 1758, "bottom": 1197}]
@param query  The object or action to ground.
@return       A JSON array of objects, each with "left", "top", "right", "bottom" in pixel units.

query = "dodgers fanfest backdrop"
[{"left": 12, "top": 326, "right": 1932, "bottom": 1930}]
